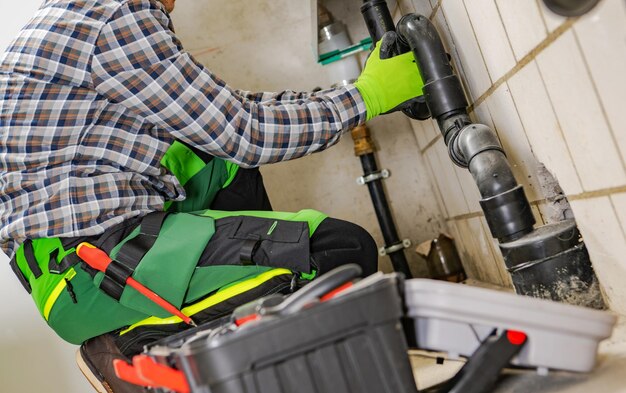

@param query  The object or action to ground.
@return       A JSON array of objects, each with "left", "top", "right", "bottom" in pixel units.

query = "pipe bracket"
[
  {"left": 379, "top": 239, "right": 412, "bottom": 256},
  {"left": 357, "top": 169, "right": 390, "bottom": 185}
]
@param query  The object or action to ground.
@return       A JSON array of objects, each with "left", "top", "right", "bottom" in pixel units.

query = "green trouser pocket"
[{"left": 101, "top": 212, "right": 216, "bottom": 318}]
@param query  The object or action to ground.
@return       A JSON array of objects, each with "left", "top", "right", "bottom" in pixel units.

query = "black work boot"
[{"left": 76, "top": 333, "right": 146, "bottom": 393}]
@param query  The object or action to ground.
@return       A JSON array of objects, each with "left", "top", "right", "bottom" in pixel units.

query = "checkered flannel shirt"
[{"left": 0, "top": 0, "right": 366, "bottom": 258}]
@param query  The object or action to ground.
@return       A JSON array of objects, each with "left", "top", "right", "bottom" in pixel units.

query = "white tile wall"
[
  {"left": 480, "top": 216, "right": 513, "bottom": 287},
  {"left": 411, "top": 118, "right": 439, "bottom": 151},
  {"left": 570, "top": 197, "right": 626, "bottom": 314},
  {"left": 536, "top": 0, "right": 568, "bottom": 32},
  {"left": 610, "top": 193, "right": 626, "bottom": 239},
  {"left": 536, "top": 31, "right": 626, "bottom": 191},
  {"left": 485, "top": 84, "right": 543, "bottom": 201},
  {"left": 574, "top": 0, "right": 626, "bottom": 165},
  {"left": 507, "top": 60, "right": 583, "bottom": 195},
  {"left": 495, "top": 0, "right": 548, "bottom": 60},
  {"left": 440, "top": 1, "right": 492, "bottom": 100},
  {"left": 464, "top": 0, "right": 516, "bottom": 81},
  {"left": 430, "top": 141, "right": 471, "bottom": 217}
]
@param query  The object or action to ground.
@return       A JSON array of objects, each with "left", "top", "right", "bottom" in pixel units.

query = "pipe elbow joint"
[{"left": 451, "top": 123, "right": 505, "bottom": 168}]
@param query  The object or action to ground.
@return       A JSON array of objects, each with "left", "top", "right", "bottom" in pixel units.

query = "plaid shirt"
[{"left": 0, "top": 0, "right": 366, "bottom": 258}]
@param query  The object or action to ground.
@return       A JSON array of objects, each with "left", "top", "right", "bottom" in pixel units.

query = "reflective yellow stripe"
[
  {"left": 119, "top": 268, "right": 292, "bottom": 335},
  {"left": 43, "top": 269, "right": 77, "bottom": 321}
]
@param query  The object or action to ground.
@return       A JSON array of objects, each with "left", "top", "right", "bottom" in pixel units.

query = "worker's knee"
[{"left": 310, "top": 218, "right": 378, "bottom": 277}]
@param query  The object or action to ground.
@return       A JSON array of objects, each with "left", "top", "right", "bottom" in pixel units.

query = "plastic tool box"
[
  {"left": 132, "top": 267, "right": 418, "bottom": 393},
  {"left": 404, "top": 279, "right": 617, "bottom": 373}
]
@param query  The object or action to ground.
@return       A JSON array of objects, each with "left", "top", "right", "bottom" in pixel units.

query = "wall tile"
[
  {"left": 537, "top": 0, "right": 568, "bottom": 32},
  {"left": 485, "top": 83, "right": 543, "bottom": 202},
  {"left": 424, "top": 147, "right": 451, "bottom": 218},
  {"left": 536, "top": 31, "right": 626, "bottom": 191},
  {"left": 507, "top": 61, "right": 583, "bottom": 195},
  {"left": 610, "top": 193, "right": 626, "bottom": 240},
  {"left": 429, "top": 142, "right": 471, "bottom": 217},
  {"left": 480, "top": 217, "right": 514, "bottom": 288},
  {"left": 570, "top": 197, "right": 626, "bottom": 314},
  {"left": 440, "top": 0, "right": 492, "bottom": 100},
  {"left": 464, "top": 0, "right": 516, "bottom": 81},
  {"left": 410, "top": 0, "right": 434, "bottom": 16},
  {"left": 467, "top": 217, "right": 507, "bottom": 285},
  {"left": 431, "top": 6, "right": 474, "bottom": 102},
  {"left": 495, "top": 0, "right": 548, "bottom": 60},
  {"left": 454, "top": 218, "right": 491, "bottom": 283},
  {"left": 411, "top": 120, "right": 430, "bottom": 150},
  {"left": 471, "top": 102, "right": 496, "bottom": 130},
  {"left": 446, "top": 219, "right": 482, "bottom": 280},
  {"left": 412, "top": 119, "right": 440, "bottom": 151},
  {"left": 574, "top": 0, "right": 626, "bottom": 166},
  {"left": 454, "top": 165, "right": 483, "bottom": 213}
]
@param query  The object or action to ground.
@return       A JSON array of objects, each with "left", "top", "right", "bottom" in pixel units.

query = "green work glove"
[{"left": 354, "top": 35, "right": 425, "bottom": 121}]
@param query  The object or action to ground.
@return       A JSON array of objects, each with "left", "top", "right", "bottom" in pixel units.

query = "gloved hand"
[
  {"left": 378, "top": 32, "right": 431, "bottom": 121},
  {"left": 354, "top": 31, "right": 426, "bottom": 121}
]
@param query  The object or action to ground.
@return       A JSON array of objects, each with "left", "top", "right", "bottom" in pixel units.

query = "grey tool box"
[
  {"left": 404, "top": 279, "right": 617, "bottom": 373},
  {"left": 155, "top": 269, "right": 418, "bottom": 393}
]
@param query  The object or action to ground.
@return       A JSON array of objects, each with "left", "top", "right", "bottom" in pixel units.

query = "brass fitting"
[{"left": 351, "top": 125, "right": 376, "bottom": 156}]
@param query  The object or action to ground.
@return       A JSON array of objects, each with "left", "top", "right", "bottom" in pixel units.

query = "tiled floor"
[{"left": 410, "top": 316, "right": 626, "bottom": 392}]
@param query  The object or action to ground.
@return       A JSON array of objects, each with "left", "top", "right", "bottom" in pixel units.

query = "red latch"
[
  {"left": 235, "top": 313, "right": 261, "bottom": 327},
  {"left": 506, "top": 330, "right": 528, "bottom": 346},
  {"left": 133, "top": 355, "right": 190, "bottom": 393},
  {"left": 113, "top": 359, "right": 152, "bottom": 388},
  {"left": 320, "top": 282, "right": 354, "bottom": 302}
]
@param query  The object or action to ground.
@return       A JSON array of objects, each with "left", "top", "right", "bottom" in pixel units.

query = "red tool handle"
[
  {"left": 76, "top": 243, "right": 113, "bottom": 272},
  {"left": 76, "top": 242, "right": 195, "bottom": 326}
]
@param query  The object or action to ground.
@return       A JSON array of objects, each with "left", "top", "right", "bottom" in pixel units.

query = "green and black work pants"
[{"left": 10, "top": 141, "right": 378, "bottom": 346}]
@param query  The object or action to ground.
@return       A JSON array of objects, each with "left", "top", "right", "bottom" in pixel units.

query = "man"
[{"left": 0, "top": 0, "right": 423, "bottom": 391}]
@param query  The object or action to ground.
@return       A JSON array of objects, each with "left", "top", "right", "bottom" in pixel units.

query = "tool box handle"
[{"left": 263, "top": 264, "right": 362, "bottom": 316}]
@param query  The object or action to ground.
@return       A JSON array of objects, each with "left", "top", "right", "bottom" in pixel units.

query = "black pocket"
[{"left": 197, "top": 216, "right": 311, "bottom": 273}]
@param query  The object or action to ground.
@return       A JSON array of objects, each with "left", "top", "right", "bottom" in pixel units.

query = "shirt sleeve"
[{"left": 90, "top": 0, "right": 366, "bottom": 168}]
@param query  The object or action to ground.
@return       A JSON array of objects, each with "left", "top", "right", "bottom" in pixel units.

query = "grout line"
[
  {"left": 567, "top": 186, "right": 626, "bottom": 202},
  {"left": 420, "top": 134, "right": 442, "bottom": 155},
  {"left": 571, "top": 28, "right": 626, "bottom": 175},
  {"left": 608, "top": 196, "right": 626, "bottom": 242},
  {"left": 493, "top": 0, "right": 517, "bottom": 61},
  {"left": 467, "top": 18, "right": 578, "bottom": 113},
  {"left": 535, "top": 0, "right": 552, "bottom": 34},
  {"left": 430, "top": 0, "right": 442, "bottom": 20}
]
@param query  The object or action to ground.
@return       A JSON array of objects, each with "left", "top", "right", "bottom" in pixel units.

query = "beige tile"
[
  {"left": 537, "top": 0, "right": 568, "bottom": 32},
  {"left": 431, "top": 141, "right": 471, "bottom": 217},
  {"left": 485, "top": 83, "right": 543, "bottom": 202},
  {"left": 507, "top": 61, "right": 583, "bottom": 195},
  {"left": 454, "top": 218, "right": 492, "bottom": 283},
  {"left": 453, "top": 164, "right": 483, "bottom": 213},
  {"left": 411, "top": 118, "right": 440, "bottom": 151},
  {"left": 440, "top": 0, "right": 492, "bottom": 100},
  {"left": 574, "top": 0, "right": 626, "bottom": 166},
  {"left": 536, "top": 31, "right": 626, "bottom": 191},
  {"left": 471, "top": 102, "right": 496, "bottom": 130},
  {"left": 410, "top": 0, "right": 434, "bottom": 16},
  {"left": 446, "top": 219, "right": 482, "bottom": 280},
  {"left": 464, "top": 0, "right": 516, "bottom": 81},
  {"left": 570, "top": 197, "right": 626, "bottom": 314},
  {"left": 610, "top": 193, "right": 626, "bottom": 240},
  {"left": 479, "top": 217, "right": 514, "bottom": 288},
  {"left": 467, "top": 217, "right": 507, "bottom": 286},
  {"left": 495, "top": 0, "right": 548, "bottom": 60},
  {"left": 424, "top": 147, "right": 451, "bottom": 218},
  {"left": 531, "top": 203, "right": 545, "bottom": 226},
  {"left": 431, "top": 6, "right": 473, "bottom": 99},
  {"left": 411, "top": 120, "right": 430, "bottom": 150}
]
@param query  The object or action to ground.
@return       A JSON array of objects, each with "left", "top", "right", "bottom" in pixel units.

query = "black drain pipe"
[
  {"left": 351, "top": 126, "right": 413, "bottom": 278},
  {"left": 361, "top": 3, "right": 604, "bottom": 308}
]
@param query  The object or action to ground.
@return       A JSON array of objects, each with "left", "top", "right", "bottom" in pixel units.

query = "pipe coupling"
[{"left": 451, "top": 123, "right": 505, "bottom": 168}]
